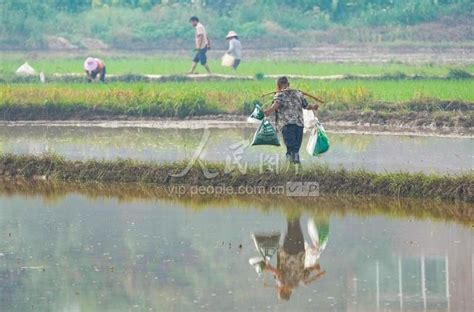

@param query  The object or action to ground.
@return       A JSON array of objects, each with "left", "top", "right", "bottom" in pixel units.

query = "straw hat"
[
  {"left": 84, "top": 57, "right": 98, "bottom": 71},
  {"left": 226, "top": 31, "right": 238, "bottom": 39}
]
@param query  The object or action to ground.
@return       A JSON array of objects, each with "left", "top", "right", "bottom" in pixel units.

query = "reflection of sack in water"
[
  {"left": 252, "top": 232, "right": 281, "bottom": 260},
  {"left": 251, "top": 119, "right": 280, "bottom": 146},
  {"left": 304, "top": 218, "right": 329, "bottom": 268},
  {"left": 249, "top": 256, "right": 266, "bottom": 275},
  {"left": 249, "top": 232, "right": 280, "bottom": 275},
  {"left": 247, "top": 103, "right": 265, "bottom": 123}
]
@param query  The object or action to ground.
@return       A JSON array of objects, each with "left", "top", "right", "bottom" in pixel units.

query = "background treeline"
[{"left": 1, "top": 0, "right": 472, "bottom": 49}]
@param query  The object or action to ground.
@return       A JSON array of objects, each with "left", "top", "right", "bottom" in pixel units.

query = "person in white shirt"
[
  {"left": 225, "top": 31, "right": 242, "bottom": 70},
  {"left": 188, "top": 16, "right": 211, "bottom": 74}
]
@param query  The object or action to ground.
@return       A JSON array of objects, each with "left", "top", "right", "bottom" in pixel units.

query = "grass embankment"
[
  {"left": 1, "top": 81, "right": 473, "bottom": 129},
  {"left": 2, "top": 55, "right": 474, "bottom": 78},
  {"left": 0, "top": 154, "right": 472, "bottom": 202}
]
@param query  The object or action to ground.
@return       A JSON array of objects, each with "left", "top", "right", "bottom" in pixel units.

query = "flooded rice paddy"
[
  {"left": 0, "top": 123, "right": 472, "bottom": 311},
  {"left": 0, "top": 192, "right": 472, "bottom": 312},
  {"left": 1, "top": 125, "right": 473, "bottom": 173}
]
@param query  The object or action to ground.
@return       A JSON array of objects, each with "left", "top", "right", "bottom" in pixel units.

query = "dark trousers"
[
  {"left": 283, "top": 218, "right": 305, "bottom": 255},
  {"left": 233, "top": 59, "right": 241, "bottom": 69},
  {"left": 281, "top": 124, "right": 304, "bottom": 157},
  {"left": 90, "top": 67, "right": 106, "bottom": 82}
]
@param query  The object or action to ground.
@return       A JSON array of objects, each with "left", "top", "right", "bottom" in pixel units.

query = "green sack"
[
  {"left": 251, "top": 119, "right": 280, "bottom": 146},
  {"left": 247, "top": 103, "right": 265, "bottom": 123},
  {"left": 306, "top": 124, "right": 329, "bottom": 156},
  {"left": 315, "top": 125, "right": 330, "bottom": 155},
  {"left": 315, "top": 221, "right": 329, "bottom": 250}
]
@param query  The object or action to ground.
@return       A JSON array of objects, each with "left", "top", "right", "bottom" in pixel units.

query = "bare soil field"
[
  {"left": 4, "top": 44, "right": 473, "bottom": 64},
  {"left": 230, "top": 45, "right": 474, "bottom": 64}
]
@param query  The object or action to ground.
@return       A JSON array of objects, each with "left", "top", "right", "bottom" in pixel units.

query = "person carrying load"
[
  {"left": 264, "top": 76, "right": 320, "bottom": 164},
  {"left": 224, "top": 31, "right": 242, "bottom": 70},
  {"left": 84, "top": 57, "right": 106, "bottom": 83}
]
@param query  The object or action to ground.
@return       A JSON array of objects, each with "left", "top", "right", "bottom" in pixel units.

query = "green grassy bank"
[
  {"left": 1, "top": 154, "right": 472, "bottom": 202},
  {"left": 1, "top": 81, "right": 472, "bottom": 129}
]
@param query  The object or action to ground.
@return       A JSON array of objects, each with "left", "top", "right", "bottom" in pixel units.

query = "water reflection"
[
  {"left": 0, "top": 189, "right": 472, "bottom": 311},
  {"left": 0, "top": 180, "right": 472, "bottom": 226},
  {"left": 250, "top": 215, "right": 329, "bottom": 301}
]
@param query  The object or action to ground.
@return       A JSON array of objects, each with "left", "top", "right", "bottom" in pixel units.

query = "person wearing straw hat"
[
  {"left": 225, "top": 31, "right": 242, "bottom": 70},
  {"left": 84, "top": 57, "right": 106, "bottom": 83}
]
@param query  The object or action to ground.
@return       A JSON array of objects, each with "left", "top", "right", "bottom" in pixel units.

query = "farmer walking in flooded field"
[
  {"left": 188, "top": 16, "right": 211, "bottom": 74},
  {"left": 84, "top": 57, "right": 106, "bottom": 83},
  {"left": 264, "top": 76, "right": 319, "bottom": 164}
]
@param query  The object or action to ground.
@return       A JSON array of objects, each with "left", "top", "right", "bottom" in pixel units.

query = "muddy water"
[
  {"left": 0, "top": 192, "right": 472, "bottom": 312},
  {"left": 1, "top": 125, "right": 472, "bottom": 173}
]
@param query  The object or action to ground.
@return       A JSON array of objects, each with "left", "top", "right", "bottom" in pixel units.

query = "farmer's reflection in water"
[{"left": 249, "top": 215, "right": 329, "bottom": 301}]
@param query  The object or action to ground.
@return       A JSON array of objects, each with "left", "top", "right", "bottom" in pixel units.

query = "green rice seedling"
[{"left": 0, "top": 80, "right": 472, "bottom": 121}]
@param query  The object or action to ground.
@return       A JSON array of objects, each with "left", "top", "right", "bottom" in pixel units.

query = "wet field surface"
[
  {"left": 1, "top": 123, "right": 473, "bottom": 311},
  {"left": 0, "top": 193, "right": 472, "bottom": 312},
  {"left": 1, "top": 125, "right": 473, "bottom": 173}
]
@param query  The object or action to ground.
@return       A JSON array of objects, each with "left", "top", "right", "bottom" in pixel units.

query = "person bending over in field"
[
  {"left": 264, "top": 76, "right": 319, "bottom": 164},
  {"left": 188, "top": 16, "right": 211, "bottom": 74},
  {"left": 84, "top": 57, "right": 106, "bottom": 83}
]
